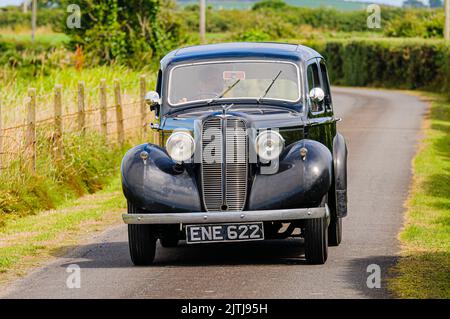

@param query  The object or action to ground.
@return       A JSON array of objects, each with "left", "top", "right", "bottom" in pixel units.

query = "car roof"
[{"left": 160, "top": 42, "right": 322, "bottom": 69}]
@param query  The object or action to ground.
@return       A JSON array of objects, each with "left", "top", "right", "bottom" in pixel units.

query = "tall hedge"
[
  {"left": 301, "top": 39, "right": 450, "bottom": 93},
  {"left": 0, "top": 9, "right": 64, "bottom": 29}
]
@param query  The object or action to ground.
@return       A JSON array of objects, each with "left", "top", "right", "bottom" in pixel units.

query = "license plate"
[{"left": 186, "top": 222, "right": 264, "bottom": 244}]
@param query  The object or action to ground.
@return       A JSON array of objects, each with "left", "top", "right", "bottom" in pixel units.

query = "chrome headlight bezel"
[
  {"left": 165, "top": 131, "right": 195, "bottom": 162},
  {"left": 255, "top": 130, "right": 284, "bottom": 161}
]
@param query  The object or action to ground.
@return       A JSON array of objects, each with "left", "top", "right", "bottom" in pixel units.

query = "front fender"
[
  {"left": 333, "top": 133, "right": 348, "bottom": 217},
  {"left": 248, "top": 140, "right": 333, "bottom": 210},
  {"left": 121, "top": 143, "right": 202, "bottom": 212}
]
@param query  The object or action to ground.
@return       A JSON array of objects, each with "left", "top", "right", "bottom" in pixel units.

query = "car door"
[{"left": 305, "top": 58, "right": 335, "bottom": 150}]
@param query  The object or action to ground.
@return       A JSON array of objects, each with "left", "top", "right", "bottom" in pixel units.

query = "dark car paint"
[
  {"left": 332, "top": 133, "right": 348, "bottom": 217},
  {"left": 121, "top": 42, "right": 348, "bottom": 218},
  {"left": 247, "top": 140, "right": 333, "bottom": 210},
  {"left": 121, "top": 138, "right": 332, "bottom": 213},
  {"left": 121, "top": 144, "right": 202, "bottom": 213}
]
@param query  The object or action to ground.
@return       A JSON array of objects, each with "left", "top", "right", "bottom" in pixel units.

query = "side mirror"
[
  {"left": 309, "top": 87, "right": 325, "bottom": 104},
  {"left": 145, "top": 91, "right": 160, "bottom": 111}
]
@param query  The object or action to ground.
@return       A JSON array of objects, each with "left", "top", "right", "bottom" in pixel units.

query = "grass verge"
[
  {"left": 389, "top": 93, "right": 450, "bottom": 299},
  {"left": 0, "top": 131, "right": 124, "bottom": 226},
  {"left": 0, "top": 26, "right": 69, "bottom": 45},
  {"left": 0, "top": 174, "right": 125, "bottom": 287}
]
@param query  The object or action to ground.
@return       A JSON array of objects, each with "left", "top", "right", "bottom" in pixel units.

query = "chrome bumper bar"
[{"left": 122, "top": 206, "right": 329, "bottom": 225}]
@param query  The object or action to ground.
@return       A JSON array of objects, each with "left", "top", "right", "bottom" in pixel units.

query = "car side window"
[
  {"left": 307, "top": 62, "right": 323, "bottom": 113},
  {"left": 319, "top": 60, "right": 332, "bottom": 111},
  {"left": 156, "top": 69, "right": 162, "bottom": 95}
]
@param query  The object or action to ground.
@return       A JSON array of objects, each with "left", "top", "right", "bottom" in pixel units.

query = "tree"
[
  {"left": 63, "top": 0, "right": 186, "bottom": 66},
  {"left": 252, "top": 0, "right": 287, "bottom": 11},
  {"left": 429, "top": 0, "right": 443, "bottom": 8},
  {"left": 402, "top": 0, "right": 426, "bottom": 8}
]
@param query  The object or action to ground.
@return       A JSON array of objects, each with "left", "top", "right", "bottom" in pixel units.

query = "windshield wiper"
[
  {"left": 258, "top": 70, "right": 282, "bottom": 103},
  {"left": 207, "top": 79, "right": 241, "bottom": 105}
]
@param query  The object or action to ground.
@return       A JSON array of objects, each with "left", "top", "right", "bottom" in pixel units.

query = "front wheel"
[
  {"left": 304, "top": 216, "right": 328, "bottom": 264},
  {"left": 127, "top": 202, "right": 157, "bottom": 266},
  {"left": 328, "top": 216, "right": 342, "bottom": 247},
  {"left": 327, "top": 184, "right": 342, "bottom": 247}
]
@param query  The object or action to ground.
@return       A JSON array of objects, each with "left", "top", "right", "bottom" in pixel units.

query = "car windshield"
[{"left": 168, "top": 61, "right": 300, "bottom": 106}]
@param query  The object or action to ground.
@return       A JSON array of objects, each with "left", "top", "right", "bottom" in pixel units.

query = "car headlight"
[
  {"left": 166, "top": 132, "right": 195, "bottom": 162},
  {"left": 255, "top": 130, "right": 284, "bottom": 161}
]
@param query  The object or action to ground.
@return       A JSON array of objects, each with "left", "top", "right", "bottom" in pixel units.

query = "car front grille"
[{"left": 201, "top": 117, "right": 248, "bottom": 212}]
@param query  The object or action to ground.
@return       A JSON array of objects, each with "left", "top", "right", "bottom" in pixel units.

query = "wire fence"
[{"left": 0, "top": 75, "right": 157, "bottom": 172}]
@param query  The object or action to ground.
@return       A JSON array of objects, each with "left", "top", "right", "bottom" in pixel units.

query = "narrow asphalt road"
[{"left": 0, "top": 87, "right": 426, "bottom": 299}]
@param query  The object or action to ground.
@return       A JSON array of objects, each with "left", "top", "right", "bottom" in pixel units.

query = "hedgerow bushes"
[
  {"left": 182, "top": 3, "right": 444, "bottom": 39},
  {"left": 0, "top": 37, "right": 66, "bottom": 79},
  {"left": 0, "top": 8, "right": 64, "bottom": 29},
  {"left": 301, "top": 39, "right": 450, "bottom": 92}
]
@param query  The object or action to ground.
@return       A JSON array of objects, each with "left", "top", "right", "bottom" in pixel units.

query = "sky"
[
  {"left": 0, "top": 0, "right": 430, "bottom": 8},
  {"left": 0, "top": 0, "right": 23, "bottom": 6}
]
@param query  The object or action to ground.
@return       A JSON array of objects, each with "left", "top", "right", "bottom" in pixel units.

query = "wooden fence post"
[
  {"left": 53, "top": 84, "right": 63, "bottom": 162},
  {"left": 25, "top": 88, "right": 36, "bottom": 172},
  {"left": 77, "top": 81, "right": 86, "bottom": 134},
  {"left": 140, "top": 75, "right": 147, "bottom": 140},
  {"left": 114, "top": 79, "right": 124, "bottom": 146},
  {"left": 99, "top": 79, "right": 108, "bottom": 137}
]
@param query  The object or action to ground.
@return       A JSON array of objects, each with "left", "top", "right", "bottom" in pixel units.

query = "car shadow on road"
[
  {"left": 52, "top": 239, "right": 311, "bottom": 268},
  {"left": 342, "top": 255, "right": 399, "bottom": 299}
]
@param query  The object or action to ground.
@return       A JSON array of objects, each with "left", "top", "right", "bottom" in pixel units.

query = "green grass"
[
  {"left": 0, "top": 132, "right": 126, "bottom": 226},
  {"left": 0, "top": 50, "right": 156, "bottom": 226},
  {"left": 0, "top": 26, "right": 69, "bottom": 46},
  {"left": 389, "top": 93, "right": 450, "bottom": 299},
  {"left": 179, "top": 0, "right": 367, "bottom": 10},
  {"left": 0, "top": 59, "right": 155, "bottom": 283},
  {"left": 1, "top": 64, "right": 149, "bottom": 113},
  {"left": 0, "top": 174, "right": 125, "bottom": 279},
  {"left": 0, "top": 33, "right": 69, "bottom": 46}
]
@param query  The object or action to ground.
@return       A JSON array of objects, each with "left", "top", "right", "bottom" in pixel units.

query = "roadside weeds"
[
  {"left": 0, "top": 175, "right": 125, "bottom": 289},
  {"left": 388, "top": 93, "right": 450, "bottom": 299}
]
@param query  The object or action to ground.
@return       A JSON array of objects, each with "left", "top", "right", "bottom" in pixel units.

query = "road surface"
[{"left": 0, "top": 87, "right": 426, "bottom": 299}]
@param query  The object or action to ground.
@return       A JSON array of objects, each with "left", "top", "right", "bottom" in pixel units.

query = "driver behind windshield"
[
  {"left": 169, "top": 61, "right": 299, "bottom": 106},
  {"left": 177, "top": 66, "right": 225, "bottom": 104}
]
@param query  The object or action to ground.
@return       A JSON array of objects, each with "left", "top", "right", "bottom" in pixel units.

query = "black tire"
[
  {"left": 328, "top": 215, "right": 342, "bottom": 247},
  {"left": 304, "top": 195, "right": 328, "bottom": 265},
  {"left": 127, "top": 202, "right": 157, "bottom": 266},
  {"left": 304, "top": 216, "right": 328, "bottom": 264},
  {"left": 160, "top": 237, "right": 179, "bottom": 248},
  {"left": 327, "top": 181, "right": 342, "bottom": 247}
]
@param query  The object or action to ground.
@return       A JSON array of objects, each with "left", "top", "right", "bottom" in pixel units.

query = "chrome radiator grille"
[
  {"left": 201, "top": 118, "right": 223, "bottom": 211},
  {"left": 201, "top": 117, "right": 248, "bottom": 212},
  {"left": 225, "top": 118, "right": 248, "bottom": 211}
]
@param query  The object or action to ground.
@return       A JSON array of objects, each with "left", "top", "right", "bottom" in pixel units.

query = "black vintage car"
[{"left": 121, "top": 42, "right": 347, "bottom": 265}]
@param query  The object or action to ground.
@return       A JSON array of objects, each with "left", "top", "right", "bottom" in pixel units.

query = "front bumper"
[{"left": 122, "top": 206, "right": 329, "bottom": 225}]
